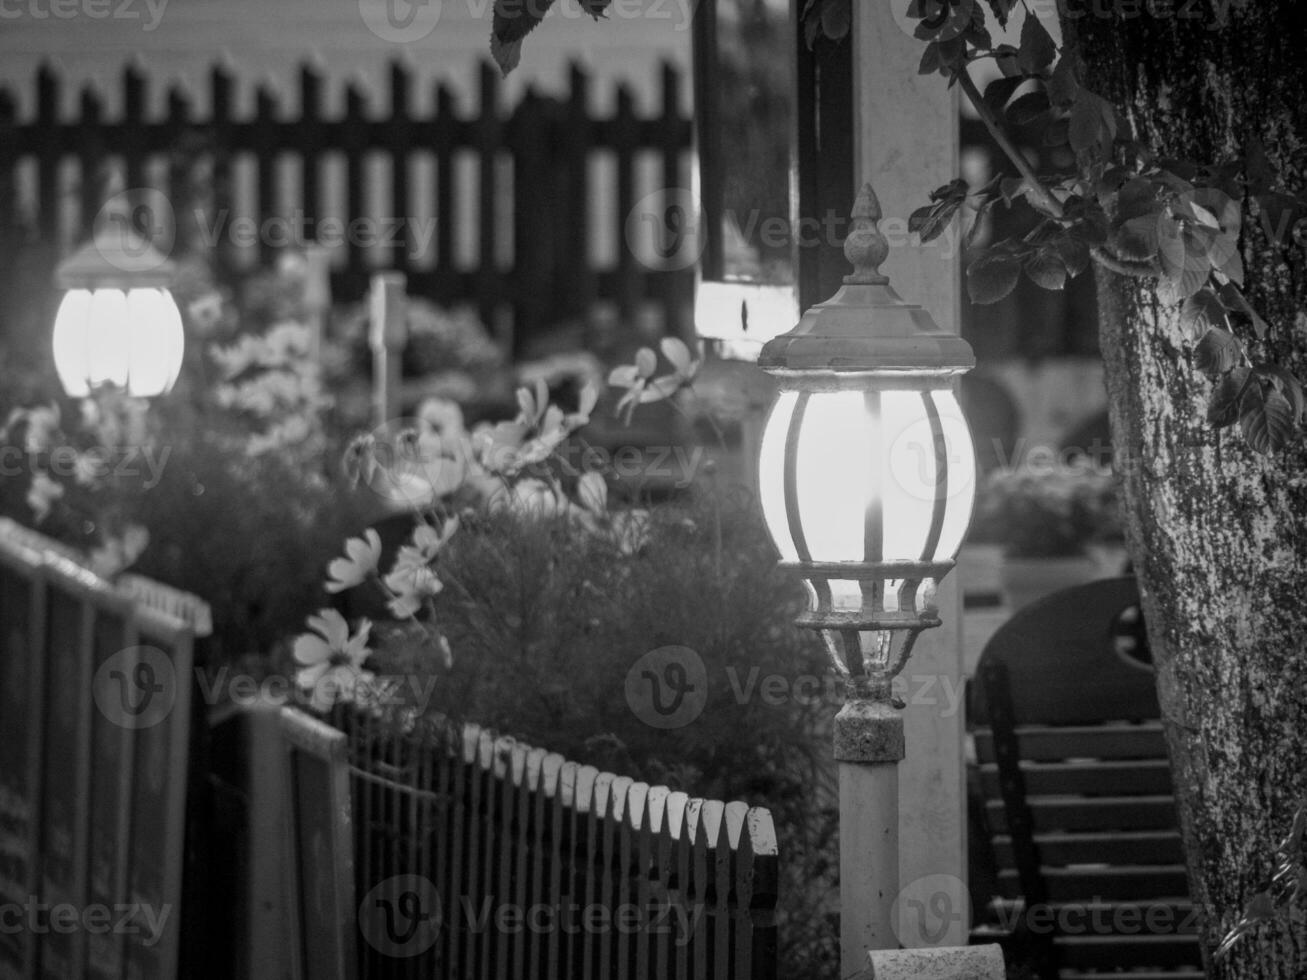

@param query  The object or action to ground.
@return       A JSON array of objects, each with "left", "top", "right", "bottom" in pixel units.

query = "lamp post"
[
  {"left": 51, "top": 225, "right": 184, "bottom": 398},
  {"left": 755, "top": 183, "right": 977, "bottom": 969}
]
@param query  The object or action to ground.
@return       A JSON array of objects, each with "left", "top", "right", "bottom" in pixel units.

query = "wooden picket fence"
[
  {"left": 0, "top": 518, "right": 210, "bottom": 980},
  {"left": 0, "top": 60, "right": 694, "bottom": 350},
  {"left": 328, "top": 702, "right": 780, "bottom": 980}
]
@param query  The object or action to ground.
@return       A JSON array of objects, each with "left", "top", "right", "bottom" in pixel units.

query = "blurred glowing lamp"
[
  {"left": 756, "top": 185, "right": 977, "bottom": 696},
  {"left": 52, "top": 226, "right": 183, "bottom": 398}
]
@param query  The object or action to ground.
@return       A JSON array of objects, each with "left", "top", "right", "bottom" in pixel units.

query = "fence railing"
[
  {"left": 328, "top": 702, "right": 780, "bottom": 980},
  {"left": 0, "top": 518, "right": 208, "bottom": 980},
  {"left": 0, "top": 60, "right": 695, "bottom": 350}
]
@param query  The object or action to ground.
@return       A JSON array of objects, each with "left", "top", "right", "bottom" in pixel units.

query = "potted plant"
[{"left": 971, "top": 459, "right": 1123, "bottom": 611}]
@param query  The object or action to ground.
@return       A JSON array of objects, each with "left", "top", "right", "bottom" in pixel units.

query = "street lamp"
[
  {"left": 51, "top": 225, "right": 184, "bottom": 398},
  {"left": 756, "top": 183, "right": 977, "bottom": 963}
]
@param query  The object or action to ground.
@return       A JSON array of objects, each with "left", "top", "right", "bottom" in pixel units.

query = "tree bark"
[{"left": 1063, "top": 4, "right": 1307, "bottom": 978}]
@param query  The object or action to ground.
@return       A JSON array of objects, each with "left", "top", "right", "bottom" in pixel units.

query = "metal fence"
[{"left": 328, "top": 702, "right": 780, "bottom": 980}]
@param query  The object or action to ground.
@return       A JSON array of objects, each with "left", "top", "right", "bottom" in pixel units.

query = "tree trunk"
[{"left": 1063, "top": 4, "right": 1307, "bottom": 978}]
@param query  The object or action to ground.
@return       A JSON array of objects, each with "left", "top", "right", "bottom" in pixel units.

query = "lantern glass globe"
[
  {"left": 52, "top": 286, "right": 185, "bottom": 398},
  {"left": 757, "top": 385, "right": 976, "bottom": 602}
]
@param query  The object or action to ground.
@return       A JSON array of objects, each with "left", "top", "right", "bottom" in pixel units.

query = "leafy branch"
[{"left": 806, "top": 0, "right": 1306, "bottom": 453}]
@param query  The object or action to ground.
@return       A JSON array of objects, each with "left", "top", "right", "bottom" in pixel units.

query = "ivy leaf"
[
  {"left": 1017, "top": 13, "right": 1057, "bottom": 75},
  {"left": 1114, "top": 214, "right": 1161, "bottom": 261},
  {"left": 1217, "top": 283, "right": 1270, "bottom": 339},
  {"left": 1046, "top": 52, "right": 1079, "bottom": 107},
  {"left": 1194, "top": 327, "right": 1240, "bottom": 377},
  {"left": 909, "top": 198, "right": 964, "bottom": 243},
  {"left": 1025, "top": 248, "right": 1068, "bottom": 290},
  {"left": 1069, "top": 90, "right": 1116, "bottom": 159},
  {"left": 1180, "top": 289, "right": 1228, "bottom": 342},
  {"left": 1240, "top": 383, "right": 1295, "bottom": 453},
  {"left": 1260, "top": 365, "right": 1305, "bottom": 423},
  {"left": 1207, "top": 367, "right": 1251, "bottom": 427},
  {"left": 491, "top": 0, "right": 560, "bottom": 76},
  {"left": 1005, "top": 90, "right": 1050, "bottom": 126},
  {"left": 1069, "top": 210, "right": 1110, "bottom": 246},
  {"left": 967, "top": 250, "right": 1023, "bottom": 305},
  {"left": 983, "top": 0, "right": 1017, "bottom": 28},
  {"left": 918, "top": 42, "right": 943, "bottom": 76},
  {"left": 964, "top": 199, "right": 994, "bottom": 250},
  {"left": 983, "top": 75, "right": 1027, "bottom": 115},
  {"left": 1054, "top": 237, "right": 1091, "bottom": 277},
  {"left": 1115, "top": 177, "right": 1158, "bottom": 221}
]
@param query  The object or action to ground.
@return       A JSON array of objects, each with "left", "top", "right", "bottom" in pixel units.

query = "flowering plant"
[
  {"left": 2, "top": 392, "right": 157, "bottom": 577},
  {"left": 972, "top": 459, "right": 1122, "bottom": 558}
]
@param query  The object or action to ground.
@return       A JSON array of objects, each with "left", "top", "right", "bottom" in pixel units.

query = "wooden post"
[
  {"left": 302, "top": 244, "right": 332, "bottom": 365},
  {"left": 369, "top": 272, "right": 407, "bottom": 426},
  {"left": 836, "top": 691, "right": 905, "bottom": 970},
  {"left": 851, "top": 2, "right": 968, "bottom": 948}
]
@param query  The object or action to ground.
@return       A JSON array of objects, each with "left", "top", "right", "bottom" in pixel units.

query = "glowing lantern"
[
  {"left": 756, "top": 184, "right": 976, "bottom": 696},
  {"left": 52, "top": 225, "right": 183, "bottom": 398}
]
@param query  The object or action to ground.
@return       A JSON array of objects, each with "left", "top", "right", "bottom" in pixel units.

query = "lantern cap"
[
  {"left": 758, "top": 183, "right": 974, "bottom": 377},
  {"left": 55, "top": 224, "right": 176, "bottom": 290}
]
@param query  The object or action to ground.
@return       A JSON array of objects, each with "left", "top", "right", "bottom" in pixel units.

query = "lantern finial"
[{"left": 843, "top": 183, "right": 890, "bottom": 285}]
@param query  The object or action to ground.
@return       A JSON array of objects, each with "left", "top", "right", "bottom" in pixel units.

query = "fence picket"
[
  {"left": 388, "top": 61, "right": 412, "bottom": 274},
  {"left": 475, "top": 62, "right": 501, "bottom": 340},
  {"left": 254, "top": 84, "right": 278, "bottom": 268},
  {"left": 326, "top": 707, "right": 781, "bottom": 980},
  {"left": 210, "top": 62, "right": 235, "bottom": 277},
  {"left": 35, "top": 63, "right": 58, "bottom": 246},
  {"left": 671, "top": 794, "right": 700, "bottom": 980},
  {"left": 0, "top": 89, "right": 14, "bottom": 238},
  {"left": 122, "top": 64, "right": 145, "bottom": 199},
  {"left": 612, "top": 83, "right": 640, "bottom": 325}
]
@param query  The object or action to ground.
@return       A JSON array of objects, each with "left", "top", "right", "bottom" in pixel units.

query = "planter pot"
[{"left": 1000, "top": 552, "right": 1100, "bottom": 612}]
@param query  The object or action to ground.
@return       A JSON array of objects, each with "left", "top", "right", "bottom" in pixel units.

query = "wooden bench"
[{"left": 968, "top": 577, "right": 1203, "bottom": 980}]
